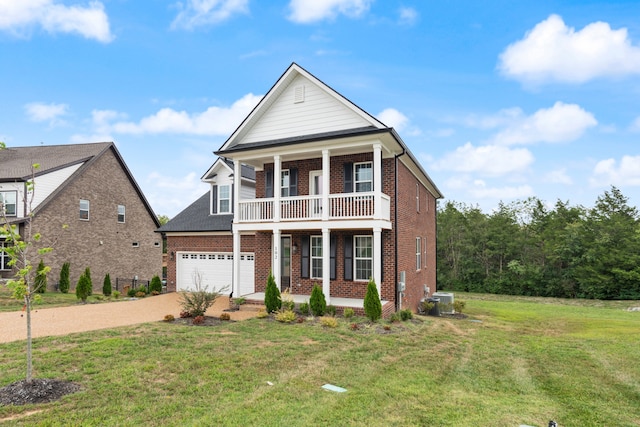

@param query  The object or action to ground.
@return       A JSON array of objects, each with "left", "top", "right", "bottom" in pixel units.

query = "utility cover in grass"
[{"left": 322, "top": 384, "right": 347, "bottom": 393}]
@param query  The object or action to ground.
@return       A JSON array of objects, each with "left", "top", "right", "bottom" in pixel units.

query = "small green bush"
[
  {"left": 320, "top": 316, "right": 338, "bottom": 328},
  {"left": 298, "top": 302, "right": 310, "bottom": 315},
  {"left": 164, "top": 314, "right": 175, "bottom": 322},
  {"left": 233, "top": 297, "right": 246, "bottom": 305},
  {"left": 58, "top": 262, "right": 70, "bottom": 293},
  {"left": 388, "top": 312, "right": 401, "bottom": 323},
  {"left": 326, "top": 305, "right": 337, "bottom": 316},
  {"left": 150, "top": 275, "right": 162, "bottom": 294},
  {"left": 102, "top": 273, "right": 112, "bottom": 296},
  {"left": 112, "top": 290, "right": 120, "bottom": 299},
  {"left": 75, "top": 274, "right": 91, "bottom": 303},
  {"left": 275, "top": 309, "right": 297, "bottom": 323},
  {"left": 363, "top": 278, "right": 382, "bottom": 322},
  {"left": 127, "top": 288, "right": 137, "bottom": 298},
  {"left": 343, "top": 307, "right": 355, "bottom": 319},
  {"left": 34, "top": 259, "right": 47, "bottom": 293},
  {"left": 309, "top": 284, "right": 326, "bottom": 316},
  {"left": 257, "top": 308, "right": 268, "bottom": 319},
  {"left": 84, "top": 267, "right": 93, "bottom": 296},
  {"left": 264, "top": 271, "right": 281, "bottom": 313},
  {"left": 219, "top": 312, "right": 231, "bottom": 321},
  {"left": 454, "top": 300, "right": 466, "bottom": 313},
  {"left": 135, "top": 291, "right": 146, "bottom": 298},
  {"left": 400, "top": 309, "right": 413, "bottom": 321},
  {"left": 137, "top": 285, "right": 148, "bottom": 295}
]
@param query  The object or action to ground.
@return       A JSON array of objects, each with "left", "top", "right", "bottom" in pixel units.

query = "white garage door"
[{"left": 176, "top": 252, "right": 255, "bottom": 296}]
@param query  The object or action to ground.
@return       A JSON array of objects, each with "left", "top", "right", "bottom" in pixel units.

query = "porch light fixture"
[{"left": 170, "top": 251, "right": 174, "bottom": 261}]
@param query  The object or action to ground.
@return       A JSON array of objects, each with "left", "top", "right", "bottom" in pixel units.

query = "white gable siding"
[
  {"left": 0, "top": 182, "right": 25, "bottom": 217},
  {"left": 240, "top": 75, "right": 371, "bottom": 145},
  {"left": 32, "top": 163, "right": 83, "bottom": 210}
]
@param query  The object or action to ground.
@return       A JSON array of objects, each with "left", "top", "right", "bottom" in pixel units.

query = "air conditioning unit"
[{"left": 433, "top": 292, "right": 454, "bottom": 314}]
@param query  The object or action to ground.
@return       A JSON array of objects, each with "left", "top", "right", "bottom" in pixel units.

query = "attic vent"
[{"left": 294, "top": 85, "right": 305, "bottom": 103}]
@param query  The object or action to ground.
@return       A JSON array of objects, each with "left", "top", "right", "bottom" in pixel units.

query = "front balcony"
[{"left": 238, "top": 192, "right": 391, "bottom": 223}]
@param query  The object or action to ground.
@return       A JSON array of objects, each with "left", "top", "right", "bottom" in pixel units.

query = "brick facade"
[{"left": 28, "top": 147, "right": 162, "bottom": 292}]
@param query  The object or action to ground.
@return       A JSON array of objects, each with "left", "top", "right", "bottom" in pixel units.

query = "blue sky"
[{"left": 2, "top": 0, "right": 640, "bottom": 218}]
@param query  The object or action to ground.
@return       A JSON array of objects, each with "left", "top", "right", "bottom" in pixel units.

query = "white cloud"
[
  {"left": 431, "top": 142, "right": 534, "bottom": 176},
  {"left": 377, "top": 108, "right": 408, "bottom": 131},
  {"left": 492, "top": 102, "right": 597, "bottom": 145},
  {"left": 145, "top": 171, "right": 209, "bottom": 217},
  {"left": 498, "top": 14, "right": 640, "bottom": 84},
  {"left": 462, "top": 107, "right": 523, "bottom": 130},
  {"left": 24, "top": 102, "right": 69, "bottom": 125},
  {"left": 0, "top": 0, "right": 113, "bottom": 42},
  {"left": 288, "top": 0, "right": 372, "bottom": 23},
  {"left": 468, "top": 180, "right": 534, "bottom": 200},
  {"left": 544, "top": 168, "right": 573, "bottom": 185},
  {"left": 105, "top": 93, "right": 262, "bottom": 136},
  {"left": 630, "top": 117, "right": 640, "bottom": 132},
  {"left": 171, "top": 0, "right": 249, "bottom": 30},
  {"left": 398, "top": 7, "right": 418, "bottom": 26},
  {"left": 591, "top": 155, "right": 640, "bottom": 187}
]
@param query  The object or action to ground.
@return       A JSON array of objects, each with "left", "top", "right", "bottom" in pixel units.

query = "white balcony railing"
[{"left": 237, "top": 192, "right": 391, "bottom": 223}]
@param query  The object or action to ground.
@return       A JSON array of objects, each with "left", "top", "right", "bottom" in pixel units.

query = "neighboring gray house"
[{"left": 0, "top": 142, "right": 162, "bottom": 290}]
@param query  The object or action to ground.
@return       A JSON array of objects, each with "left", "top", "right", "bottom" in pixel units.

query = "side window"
[
  {"left": 416, "top": 237, "right": 422, "bottom": 271},
  {"left": 311, "top": 236, "right": 323, "bottom": 279},
  {"left": 280, "top": 169, "right": 290, "bottom": 197},
  {"left": 354, "top": 162, "right": 372, "bottom": 192},
  {"left": 79, "top": 199, "right": 90, "bottom": 220},
  {"left": 218, "top": 184, "right": 230, "bottom": 213},
  {"left": 0, "top": 191, "right": 17, "bottom": 216},
  {"left": 118, "top": 205, "right": 125, "bottom": 223}
]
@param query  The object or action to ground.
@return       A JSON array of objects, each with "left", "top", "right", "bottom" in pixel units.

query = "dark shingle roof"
[
  {"left": 222, "top": 158, "right": 256, "bottom": 180},
  {"left": 0, "top": 142, "right": 112, "bottom": 180},
  {"left": 157, "top": 192, "right": 232, "bottom": 233}
]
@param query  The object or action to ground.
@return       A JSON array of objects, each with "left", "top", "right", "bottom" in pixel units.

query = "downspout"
[{"left": 394, "top": 147, "right": 405, "bottom": 312}]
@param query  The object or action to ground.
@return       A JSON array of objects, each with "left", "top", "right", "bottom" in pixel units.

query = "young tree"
[
  {"left": 309, "top": 284, "right": 326, "bottom": 316},
  {"left": 59, "top": 262, "right": 70, "bottom": 293},
  {"left": 76, "top": 274, "right": 91, "bottom": 303},
  {"left": 363, "top": 278, "right": 382, "bottom": 321},
  {"left": 149, "top": 274, "right": 162, "bottom": 294},
  {"left": 102, "top": 273, "right": 112, "bottom": 296},
  {"left": 264, "top": 271, "right": 281, "bottom": 313},
  {"left": 84, "top": 267, "right": 93, "bottom": 295},
  {"left": 34, "top": 259, "right": 47, "bottom": 293}
]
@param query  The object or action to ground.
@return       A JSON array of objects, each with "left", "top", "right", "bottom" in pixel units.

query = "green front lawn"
[
  {"left": 0, "top": 285, "right": 117, "bottom": 312},
  {"left": 1, "top": 294, "right": 639, "bottom": 426}
]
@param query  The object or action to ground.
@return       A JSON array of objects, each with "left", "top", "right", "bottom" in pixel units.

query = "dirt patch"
[{"left": 0, "top": 379, "right": 81, "bottom": 406}]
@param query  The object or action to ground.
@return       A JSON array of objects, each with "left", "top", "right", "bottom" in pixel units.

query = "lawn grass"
[
  {"left": 0, "top": 284, "right": 112, "bottom": 312},
  {"left": 1, "top": 294, "right": 639, "bottom": 426}
]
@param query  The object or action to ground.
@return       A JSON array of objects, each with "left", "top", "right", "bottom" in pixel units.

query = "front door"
[{"left": 280, "top": 236, "right": 291, "bottom": 292}]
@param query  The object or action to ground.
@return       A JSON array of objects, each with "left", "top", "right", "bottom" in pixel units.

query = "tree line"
[{"left": 437, "top": 186, "right": 640, "bottom": 300}]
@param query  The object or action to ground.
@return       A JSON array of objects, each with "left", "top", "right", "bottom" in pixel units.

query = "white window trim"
[
  {"left": 354, "top": 162, "right": 373, "bottom": 193},
  {"left": 0, "top": 241, "right": 11, "bottom": 271},
  {"left": 280, "top": 169, "right": 290, "bottom": 197},
  {"left": 311, "top": 236, "right": 323, "bottom": 279},
  {"left": 416, "top": 237, "right": 422, "bottom": 271},
  {"left": 218, "top": 184, "right": 231, "bottom": 214},
  {"left": 354, "top": 235, "right": 373, "bottom": 282},
  {"left": 79, "top": 199, "right": 90, "bottom": 220},
  {"left": 0, "top": 191, "right": 17, "bottom": 217},
  {"left": 118, "top": 205, "right": 125, "bottom": 223}
]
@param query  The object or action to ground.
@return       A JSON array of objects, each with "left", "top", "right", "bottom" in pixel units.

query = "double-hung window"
[
  {"left": 118, "top": 205, "right": 125, "bottom": 223},
  {"left": 311, "top": 236, "right": 323, "bottom": 279},
  {"left": 79, "top": 199, "right": 90, "bottom": 220},
  {"left": 0, "top": 191, "right": 17, "bottom": 216},
  {"left": 0, "top": 241, "right": 10, "bottom": 270},
  {"left": 280, "top": 169, "right": 290, "bottom": 197},
  {"left": 218, "top": 184, "right": 231, "bottom": 213},
  {"left": 354, "top": 162, "right": 372, "bottom": 192},
  {"left": 416, "top": 237, "right": 422, "bottom": 271},
  {"left": 354, "top": 235, "right": 373, "bottom": 281}
]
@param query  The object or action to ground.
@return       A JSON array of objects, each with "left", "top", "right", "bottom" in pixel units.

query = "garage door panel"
[{"left": 176, "top": 252, "right": 254, "bottom": 295}]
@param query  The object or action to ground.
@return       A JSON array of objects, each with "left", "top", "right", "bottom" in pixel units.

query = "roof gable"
[{"left": 219, "top": 63, "right": 386, "bottom": 151}]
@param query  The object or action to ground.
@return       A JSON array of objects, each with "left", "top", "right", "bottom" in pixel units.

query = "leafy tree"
[
  {"left": 34, "top": 259, "right": 47, "bottom": 293},
  {"left": 59, "top": 262, "right": 70, "bottom": 293},
  {"left": 149, "top": 275, "right": 162, "bottom": 293},
  {"left": 363, "top": 278, "right": 382, "bottom": 321},
  {"left": 102, "top": 273, "right": 112, "bottom": 296},
  {"left": 157, "top": 214, "right": 170, "bottom": 225},
  {"left": 309, "top": 284, "right": 326, "bottom": 316},
  {"left": 84, "top": 267, "right": 93, "bottom": 296},
  {"left": 264, "top": 271, "right": 281, "bottom": 313},
  {"left": 76, "top": 274, "right": 91, "bottom": 303}
]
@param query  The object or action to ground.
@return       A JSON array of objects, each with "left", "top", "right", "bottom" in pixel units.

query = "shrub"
[
  {"left": 75, "top": 274, "right": 91, "bottom": 303},
  {"left": 219, "top": 312, "right": 231, "bottom": 321},
  {"left": 264, "top": 271, "right": 281, "bottom": 313},
  {"left": 151, "top": 290, "right": 160, "bottom": 296},
  {"left": 112, "top": 290, "right": 120, "bottom": 299},
  {"left": 296, "top": 316, "right": 305, "bottom": 323},
  {"left": 400, "top": 309, "right": 413, "bottom": 321},
  {"left": 309, "top": 284, "right": 326, "bottom": 316},
  {"left": 281, "top": 288, "right": 295, "bottom": 311},
  {"left": 350, "top": 323, "right": 359, "bottom": 331},
  {"left": 135, "top": 291, "right": 146, "bottom": 298},
  {"left": 326, "top": 305, "right": 337, "bottom": 316},
  {"left": 343, "top": 307, "right": 355, "bottom": 319},
  {"left": 192, "top": 315, "right": 205, "bottom": 325},
  {"left": 34, "top": 259, "right": 47, "bottom": 293},
  {"left": 127, "top": 288, "right": 137, "bottom": 298},
  {"left": 275, "top": 309, "right": 297, "bottom": 323},
  {"left": 363, "top": 278, "right": 382, "bottom": 322},
  {"left": 298, "top": 302, "right": 310, "bottom": 315},
  {"left": 179, "top": 311, "right": 192, "bottom": 318},
  {"left": 419, "top": 300, "right": 435, "bottom": 315},
  {"left": 179, "top": 272, "right": 227, "bottom": 317},
  {"left": 58, "top": 262, "right": 70, "bottom": 293},
  {"left": 163, "top": 314, "right": 175, "bottom": 322},
  {"left": 454, "top": 300, "right": 466, "bottom": 313},
  {"left": 84, "top": 267, "right": 92, "bottom": 296},
  {"left": 137, "top": 285, "right": 148, "bottom": 295},
  {"left": 383, "top": 325, "right": 391, "bottom": 331},
  {"left": 150, "top": 275, "right": 162, "bottom": 294},
  {"left": 320, "top": 316, "right": 338, "bottom": 328},
  {"left": 102, "top": 273, "right": 112, "bottom": 296},
  {"left": 388, "top": 312, "right": 401, "bottom": 323},
  {"left": 257, "top": 308, "right": 268, "bottom": 319},
  {"left": 233, "top": 297, "right": 246, "bottom": 306}
]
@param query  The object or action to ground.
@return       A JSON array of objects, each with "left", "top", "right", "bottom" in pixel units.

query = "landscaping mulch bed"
[
  {"left": 170, "top": 316, "right": 232, "bottom": 326},
  {"left": 0, "top": 379, "right": 81, "bottom": 406}
]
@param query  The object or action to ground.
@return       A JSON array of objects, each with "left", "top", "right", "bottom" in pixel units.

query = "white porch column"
[
  {"left": 233, "top": 160, "right": 241, "bottom": 219},
  {"left": 272, "top": 229, "right": 281, "bottom": 288},
  {"left": 322, "top": 228, "right": 331, "bottom": 305},
  {"left": 273, "top": 155, "right": 281, "bottom": 222},
  {"left": 373, "top": 227, "right": 382, "bottom": 297},
  {"left": 373, "top": 144, "right": 382, "bottom": 220},
  {"left": 232, "top": 229, "right": 241, "bottom": 297},
  {"left": 322, "top": 149, "right": 330, "bottom": 221}
]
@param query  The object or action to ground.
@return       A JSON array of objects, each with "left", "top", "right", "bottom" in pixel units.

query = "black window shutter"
[
  {"left": 344, "top": 235, "right": 353, "bottom": 281},
  {"left": 289, "top": 168, "right": 298, "bottom": 196},
  {"left": 212, "top": 185, "right": 218, "bottom": 214},
  {"left": 265, "top": 170, "right": 274, "bottom": 198},
  {"left": 330, "top": 236, "right": 336, "bottom": 280},
  {"left": 343, "top": 162, "right": 353, "bottom": 193},
  {"left": 301, "top": 235, "right": 310, "bottom": 279}
]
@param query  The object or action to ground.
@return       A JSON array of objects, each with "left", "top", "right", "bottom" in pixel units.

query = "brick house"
[
  {"left": 0, "top": 142, "right": 162, "bottom": 291},
  {"left": 161, "top": 63, "right": 442, "bottom": 314}
]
